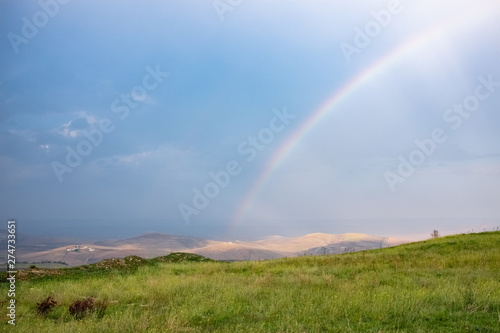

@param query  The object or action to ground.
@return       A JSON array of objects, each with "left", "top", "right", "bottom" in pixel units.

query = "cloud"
[
  {"left": 59, "top": 121, "right": 81, "bottom": 138},
  {"left": 58, "top": 111, "right": 97, "bottom": 138},
  {"left": 74, "top": 111, "right": 97, "bottom": 125},
  {"left": 96, "top": 151, "right": 154, "bottom": 167}
]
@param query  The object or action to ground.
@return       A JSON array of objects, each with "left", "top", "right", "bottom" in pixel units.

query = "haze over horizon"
[
  {"left": 3, "top": 218, "right": 498, "bottom": 243},
  {"left": 1, "top": 1, "right": 499, "bottom": 242}
]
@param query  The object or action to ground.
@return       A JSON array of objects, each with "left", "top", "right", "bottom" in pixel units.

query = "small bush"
[
  {"left": 153, "top": 252, "right": 214, "bottom": 263},
  {"left": 69, "top": 297, "right": 107, "bottom": 319},
  {"left": 30, "top": 264, "right": 37, "bottom": 269},
  {"left": 37, "top": 296, "right": 57, "bottom": 315},
  {"left": 69, "top": 297, "right": 94, "bottom": 319}
]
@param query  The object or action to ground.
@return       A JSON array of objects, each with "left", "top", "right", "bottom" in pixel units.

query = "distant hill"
[
  {"left": 4, "top": 231, "right": 408, "bottom": 266},
  {"left": 236, "top": 233, "right": 405, "bottom": 255},
  {"left": 189, "top": 242, "right": 287, "bottom": 261}
]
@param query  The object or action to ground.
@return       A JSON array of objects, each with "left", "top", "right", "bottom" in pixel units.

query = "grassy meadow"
[{"left": 1, "top": 232, "right": 500, "bottom": 332}]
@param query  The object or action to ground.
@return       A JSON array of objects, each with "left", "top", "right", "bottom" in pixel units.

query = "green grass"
[{"left": 1, "top": 232, "right": 500, "bottom": 332}]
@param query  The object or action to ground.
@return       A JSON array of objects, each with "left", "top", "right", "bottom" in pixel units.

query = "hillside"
[{"left": 1, "top": 231, "right": 499, "bottom": 332}]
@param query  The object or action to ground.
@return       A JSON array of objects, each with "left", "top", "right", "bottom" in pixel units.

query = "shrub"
[
  {"left": 69, "top": 297, "right": 94, "bottom": 319},
  {"left": 69, "top": 297, "right": 107, "bottom": 319},
  {"left": 37, "top": 296, "right": 57, "bottom": 315},
  {"left": 431, "top": 230, "right": 440, "bottom": 238}
]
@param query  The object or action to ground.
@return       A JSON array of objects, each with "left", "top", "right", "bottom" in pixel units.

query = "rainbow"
[{"left": 231, "top": 5, "right": 494, "bottom": 227}]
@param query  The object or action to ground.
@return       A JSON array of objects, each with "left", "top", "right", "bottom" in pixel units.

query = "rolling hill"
[{"left": 6, "top": 231, "right": 407, "bottom": 266}]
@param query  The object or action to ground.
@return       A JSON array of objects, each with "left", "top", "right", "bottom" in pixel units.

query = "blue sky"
[{"left": 1, "top": 0, "right": 499, "bottom": 241}]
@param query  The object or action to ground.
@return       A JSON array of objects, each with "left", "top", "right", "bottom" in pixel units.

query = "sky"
[{"left": 1, "top": 0, "right": 499, "bottom": 241}]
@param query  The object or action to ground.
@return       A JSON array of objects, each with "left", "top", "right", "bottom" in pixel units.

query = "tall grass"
[{"left": 1, "top": 232, "right": 499, "bottom": 332}]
